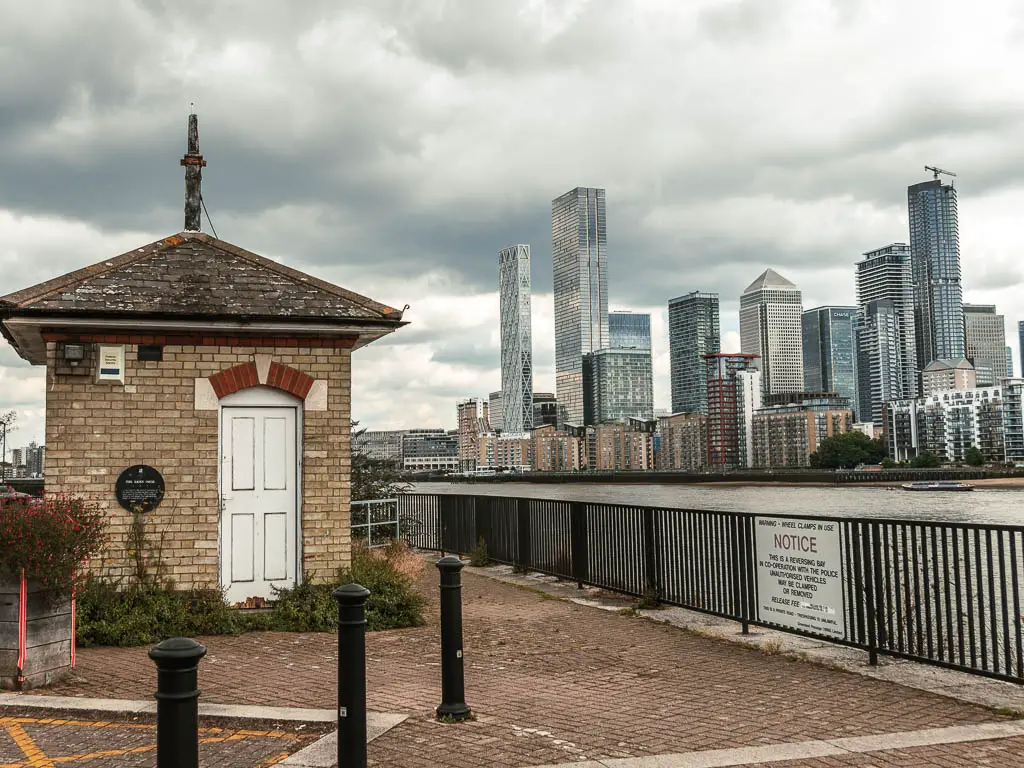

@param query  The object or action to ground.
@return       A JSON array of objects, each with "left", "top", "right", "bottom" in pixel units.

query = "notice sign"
[
  {"left": 97, "top": 345, "right": 125, "bottom": 382},
  {"left": 755, "top": 516, "right": 845, "bottom": 638}
]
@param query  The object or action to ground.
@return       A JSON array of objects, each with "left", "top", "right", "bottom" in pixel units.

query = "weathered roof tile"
[{"left": 0, "top": 231, "right": 403, "bottom": 323}]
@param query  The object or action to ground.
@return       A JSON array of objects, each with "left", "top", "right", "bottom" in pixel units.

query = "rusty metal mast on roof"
[{"left": 180, "top": 108, "right": 206, "bottom": 232}]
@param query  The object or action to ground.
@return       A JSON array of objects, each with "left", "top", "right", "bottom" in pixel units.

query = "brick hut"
[{"left": 0, "top": 114, "right": 405, "bottom": 604}]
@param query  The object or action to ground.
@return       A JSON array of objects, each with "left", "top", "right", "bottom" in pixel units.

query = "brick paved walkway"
[
  {"left": 0, "top": 715, "right": 317, "bottom": 767},
  {"left": 30, "top": 570, "right": 1020, "bottom": 767}
]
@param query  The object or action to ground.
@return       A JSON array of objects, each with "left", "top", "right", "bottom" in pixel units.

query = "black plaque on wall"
[{"left": 115, "top": 465, "right": 166, "bottom": 513}]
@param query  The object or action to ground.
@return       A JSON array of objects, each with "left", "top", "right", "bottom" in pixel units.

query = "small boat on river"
[{"left": 901, "top": 481, "right": 974, "bottom": 492}]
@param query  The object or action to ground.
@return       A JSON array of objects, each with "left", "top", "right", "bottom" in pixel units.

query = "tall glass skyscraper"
[
  {"left": 553, "top": 187, "right": 608, "bottom": 426},
  {"left": 583, "top": 348, "right": 654, "bottom": 424},
  {"left": 855, "top": 300, "right": 904, "bottom": 428},
  {"left": 855, "top": 244, "right": 917, "bottom": 400},
  {"left": 802, "top": 306, "right": 858, "bottom": 408},
  {"left": 668, "top": 292, "right": 720, "bottom": 414},
  {"left": 908, "top": 178, "right": 964, "bottom": 368},
  {"left": 609, "top": 311, "right": 651, "bottom": 349},
  {"left": 739, "top": 269, "right": 804, "bottom": 395},
  {"left": 499, "top": 244, "right": 533, "bottom": 433}
]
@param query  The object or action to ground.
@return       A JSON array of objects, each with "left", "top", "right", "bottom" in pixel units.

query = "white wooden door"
[{"left": 220, "top": 406, "right": 297, "bottom": 605}]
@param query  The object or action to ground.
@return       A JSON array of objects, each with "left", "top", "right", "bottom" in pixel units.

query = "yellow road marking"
[
  {"left": 258, "top": 753, "right": 291, "bottom": 767},
  {"left": 2, "top": 722, "right": 55, "bottom": 768},
  {"left": 0, "top": 716, "right": 309, "bottom": 765}
]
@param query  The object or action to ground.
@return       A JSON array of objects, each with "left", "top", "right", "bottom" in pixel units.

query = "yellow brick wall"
[{"left": 44, "top": 342, "right": 352, "bottom": 590}]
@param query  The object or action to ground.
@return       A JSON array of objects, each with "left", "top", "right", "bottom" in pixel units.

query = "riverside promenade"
[{"left": 5, "top": 567, "right": 1024, "bottom": 767}]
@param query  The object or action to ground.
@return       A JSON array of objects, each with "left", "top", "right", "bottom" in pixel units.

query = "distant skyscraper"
[
  {"left": 609, "top": 311, "right": 651, "bottom": 349},
  {"left": 855, "top": 244, "right": 917, "bottom": 399},
  {"left": 499, "top": 244, "right": 533, "bottom": 433},
  {"left": 488, "top": 391, "right": 504, "bottom": 432},
  {"left": 963, "top": 304, "right": 1007, "bottom": 385},
  {"left": 553, "top": 187, "right": 608, "bottom": 426},
  {"left": 532, "top": 392, "right": 558, "bottom": 428},
  {"left": 739, "top": 269, "right": 803, "bottom": 395},
  {"left": 802, "top": 306, "right": 858, "bottom": 410},
  {"left": 856, "top": 300, "right": 905, "bottom": 428},
  {"left": 583, "top": 348, "right": 654, "bottom": 424},
  {"left": 908, "top": 177, "right": 964, "bottom": 368},
  {"left": 1020, "top": 322, "right": 1024, "bottom": 377},
  {"left": 668, "top": 292, "right": 720, "bottom": 415},
  {"left": 1008, "top": 346, "right": 1015, "bottom": 379}
]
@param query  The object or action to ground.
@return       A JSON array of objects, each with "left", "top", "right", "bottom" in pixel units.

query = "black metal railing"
[{"left": 398, "top": 493, "right": 1024, "bottom": 683}]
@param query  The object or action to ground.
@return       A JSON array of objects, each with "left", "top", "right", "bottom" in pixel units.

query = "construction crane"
[{"left": 924, "top": 165, "right": 956, "bottom": 180}]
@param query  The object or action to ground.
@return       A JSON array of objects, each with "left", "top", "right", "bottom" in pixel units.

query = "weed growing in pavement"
[
  {"left": 469, "top": 537, "right": 491, "bottom": 567},
  {"left": 437, "top": 712, "right": 477, "bottom": 724},
  {"left": 635, "top": 587, "right": 662, "bottom": 610}
]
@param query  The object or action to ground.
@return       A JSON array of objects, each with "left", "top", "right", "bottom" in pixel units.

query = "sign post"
[{"left": 754, "top": 516, "right": 845, "bottom": 639}]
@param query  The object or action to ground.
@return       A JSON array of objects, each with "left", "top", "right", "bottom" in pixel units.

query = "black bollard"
[
  {"left": 436, "top": 556, "right": 472, "bottom": 721},
  {"left": 148, "top": 637, "right": 207, "bottom": 768},
  {"left": 334, "top": 583, "right": 370, "bottom": 767}
]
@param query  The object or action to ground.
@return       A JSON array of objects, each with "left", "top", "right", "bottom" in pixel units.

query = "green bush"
[
  {"left": 255, "top": 545, "right": 426, "bottom": 632},
  {"left": 75, "top": 545, "right": 426, "bottom": 645},
  {"left": 75, "top": 577, "right": 259, "bottom": 647}
]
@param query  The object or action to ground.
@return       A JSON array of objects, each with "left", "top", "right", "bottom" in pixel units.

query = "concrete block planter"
[{"left": 0, "top": 576, "right": 73, "bottom": 690}]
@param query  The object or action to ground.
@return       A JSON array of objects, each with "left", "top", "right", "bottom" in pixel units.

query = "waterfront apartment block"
[
  {"left": 751, "top": 393, "right": 854, "bottom": 468},
  {"left": 886, "top": 380, "right": 1024, "bottom": 464},
  {"left": 668, "top": 291, "right": 720, "bottom": 415},
  {"left": 964, "top": 304, "right": 1007, "bottom": 387},
  {"left": 587, "top": 418, "right": 656, "bottom": 471},
  {"left": 4, "top": 443, "right": 45, "bottom": 478},
  {"left": 531, "top": 424, "right": 586, "bottom": 472},
  {"left": 477, "top": 433, "right": 532, "bottom": 471},
  {"left": 704, "top": 353, "right": 761, "bottom": 469},
  {"left": 609, "top": 311, "right": 651, "bottom": 349},
  {"left": 456, "top": 397, "right": 490, "bottom": 471},
  {"left": 855, "top": 244, "right": 917, "bottom": 400},
  {"left": 656, "top": 412, "right": 707, "bottom": 471},
  {"left": 802, "top": 306, "right": 858, "bottom": 414},
  {"left": 739, "top": 269, "right": 804, "bottom": 395},
  {"left": 353, "top": 430, "right": 407, "bottom": 462},
  {"left": 908, "top": 178, "right": 964, "bottom": 366},
  {"left": 401, "top": 429, "right": 459, "bottom": 473},
  {"left": 499, "top": 244, "right": 534, "bottom": 433},
  {"left": 552, "top": 187, "right": 608, "bottom": 426},
  {"left": 920, "top": 358, "right": 976, "bottom": 396},
  {"left": 583, "top": 347, "right": 654, "bottom": 425}
]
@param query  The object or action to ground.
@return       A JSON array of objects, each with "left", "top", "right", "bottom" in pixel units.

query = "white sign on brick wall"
[
  {"left": 755, "top": 516, "right": 845, "bottom": 639},
  {"left": 97, "top": 345, "right": 125, "bottom": 382}
]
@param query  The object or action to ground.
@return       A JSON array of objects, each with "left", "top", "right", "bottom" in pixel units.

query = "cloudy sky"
[{"left": 2, "top": 0, "right": 1024, "bottom": 449}]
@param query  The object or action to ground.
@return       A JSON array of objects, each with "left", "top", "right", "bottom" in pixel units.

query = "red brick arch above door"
[
  {"left": 195, "top": 357, "right": 327, "bottom": 411},
  {"left": 210, "top": 361, "right": 314, "bottom": 400}
]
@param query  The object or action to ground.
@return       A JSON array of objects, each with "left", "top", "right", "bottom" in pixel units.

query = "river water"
[{"left": 414, "top": 482, "right": 1024, "bottom": 526}]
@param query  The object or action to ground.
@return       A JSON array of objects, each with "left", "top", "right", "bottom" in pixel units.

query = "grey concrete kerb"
[
  {"left": 463, "top": 562, "right": 1024, "bottom": 714},
  {"left": 526, "top": 721, "right": 1024, "bottom": 767}
]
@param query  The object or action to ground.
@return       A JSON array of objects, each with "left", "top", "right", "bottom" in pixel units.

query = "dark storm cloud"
[
  {"left": 2, "top": 0, "right": 1022, "bottom": 316},
  {"left": 4, "top": 0, "right": 1024, "bottom": 436}
]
